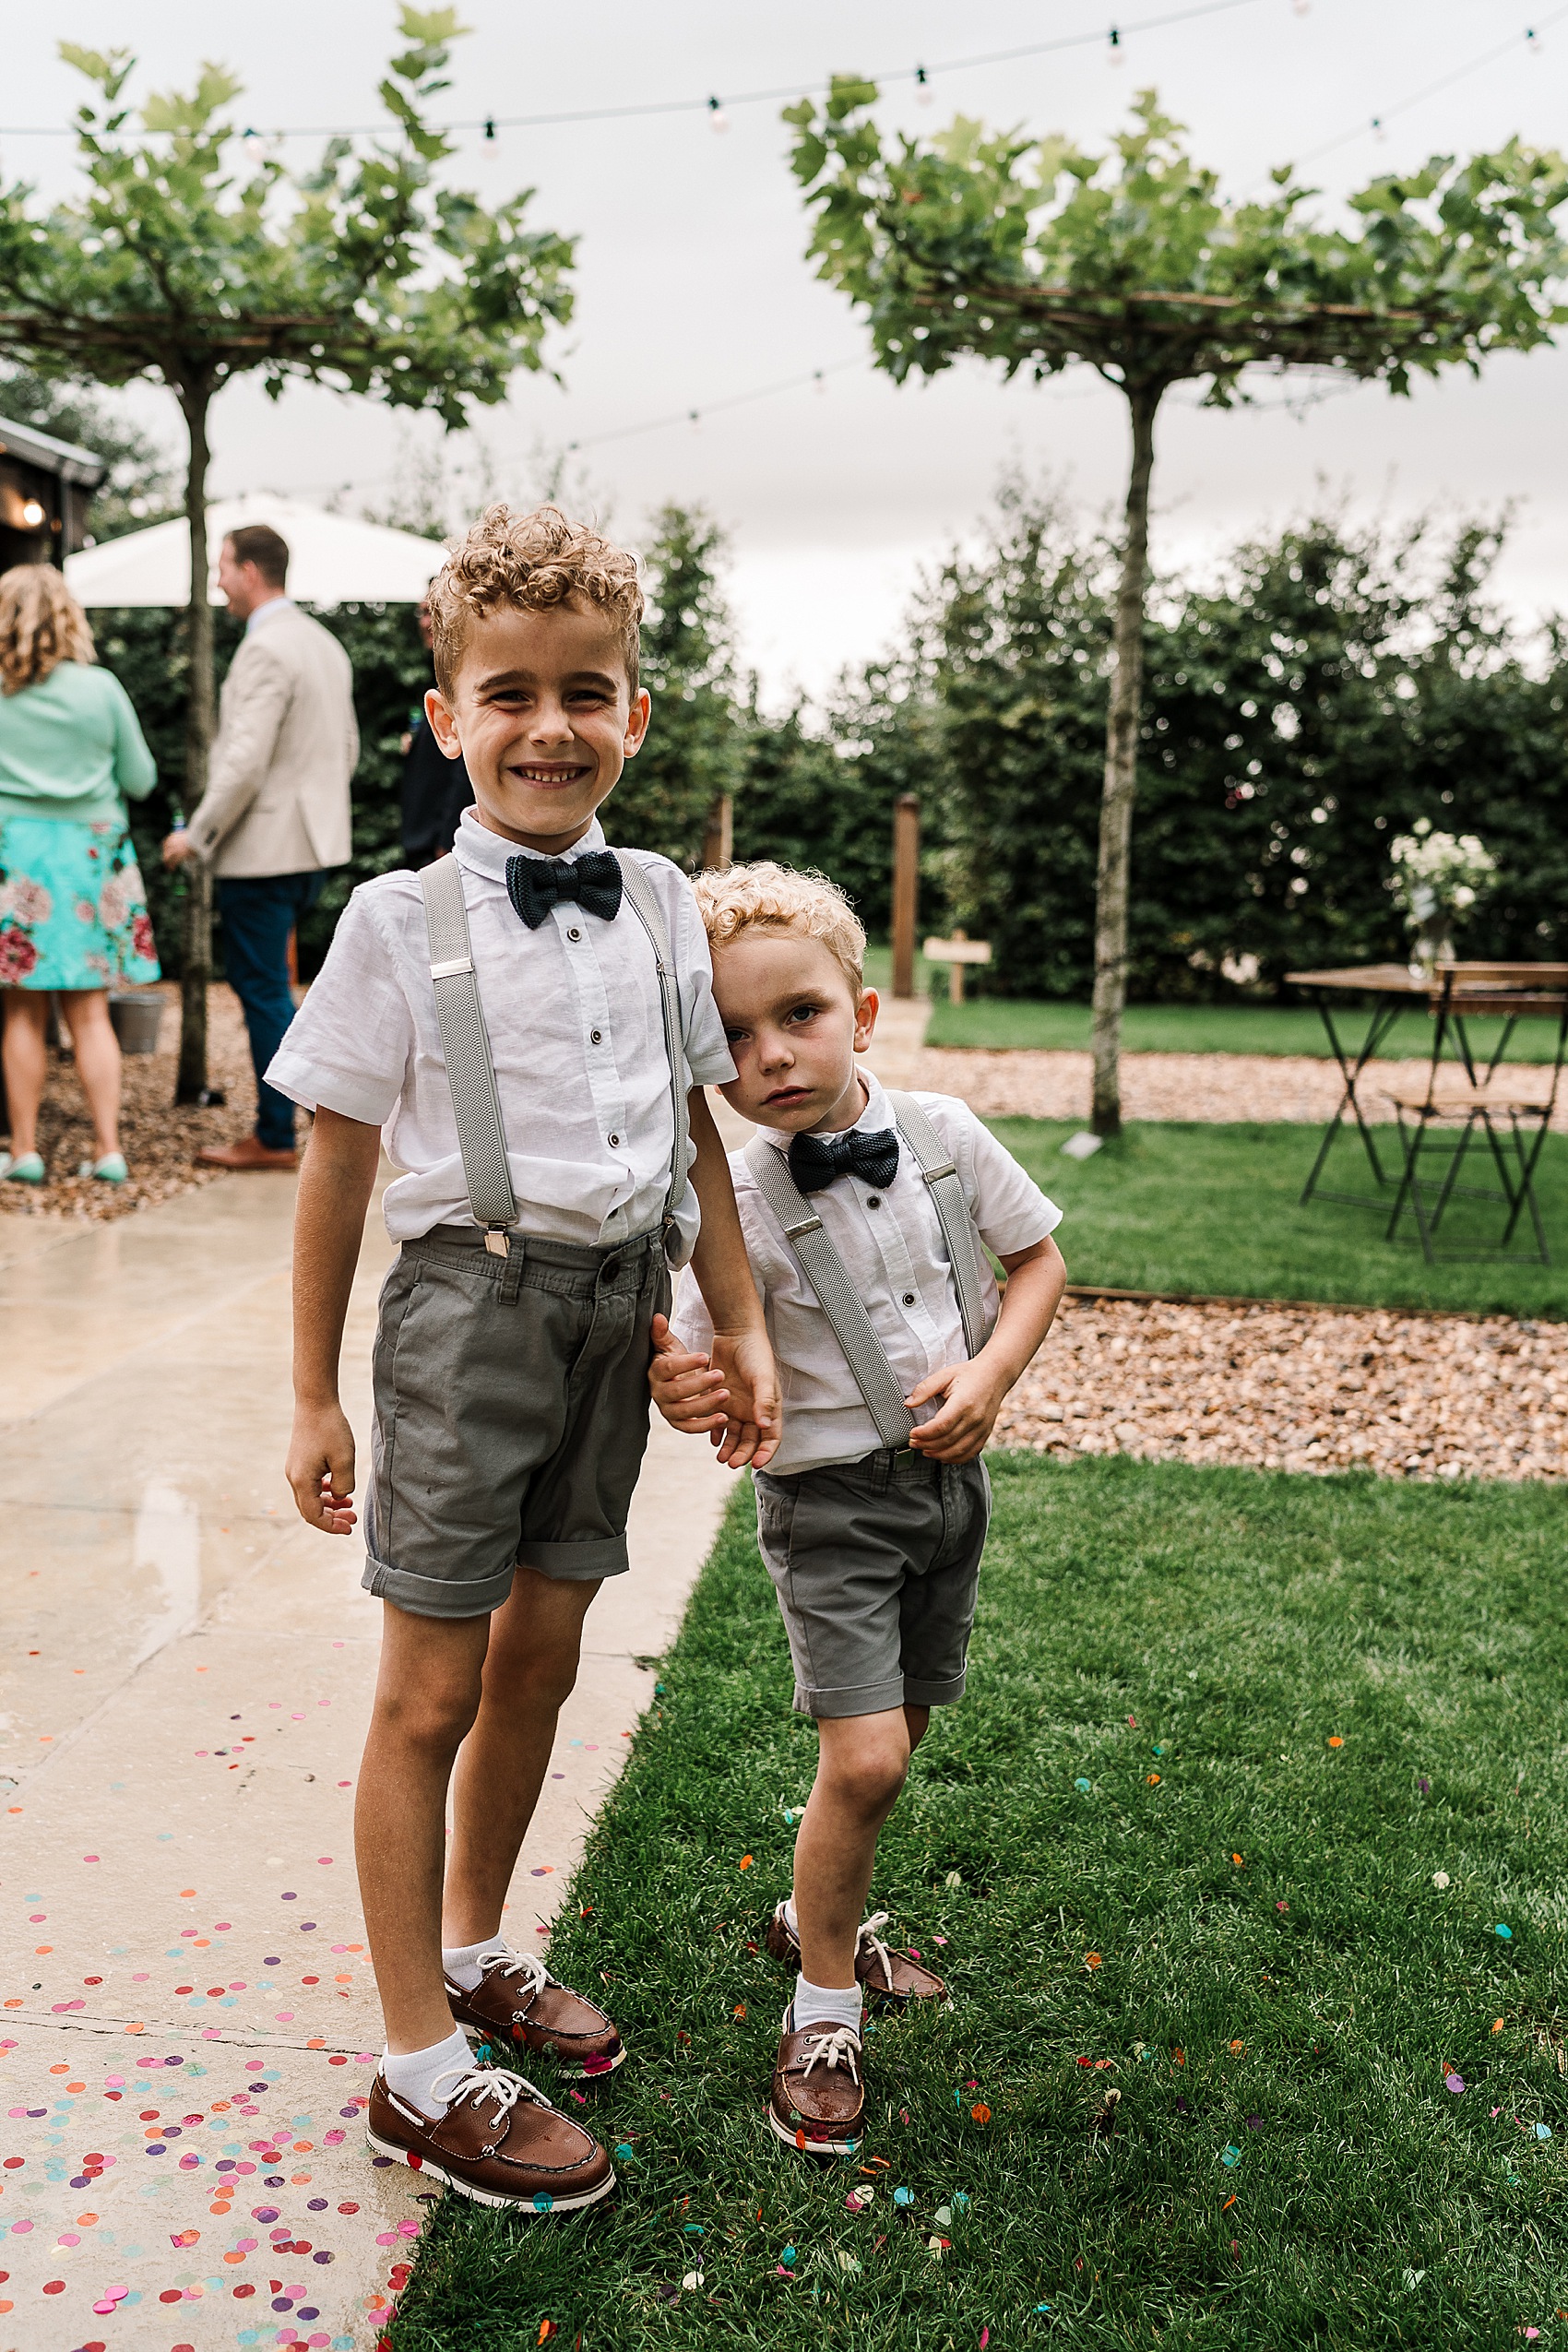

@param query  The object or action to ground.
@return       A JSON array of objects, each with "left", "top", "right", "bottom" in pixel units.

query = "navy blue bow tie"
[
  {"left": 788, "top": 1126, "right": 900, "bottom": 1195},
  {"left": 506, "top": 849, "right": 623, "bottom": 930}
]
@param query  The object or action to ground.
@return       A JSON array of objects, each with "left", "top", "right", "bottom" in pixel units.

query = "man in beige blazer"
[{"left": 163, "top": 524, "right": 358, "bottom": 1170}]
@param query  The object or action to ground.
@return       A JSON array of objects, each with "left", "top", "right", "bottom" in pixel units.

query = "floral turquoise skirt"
[{"left": 0, "top": 814, "right": 160, "bottom": 991}]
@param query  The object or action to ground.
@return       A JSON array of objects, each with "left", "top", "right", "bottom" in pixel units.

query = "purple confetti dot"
[
  {"left": 307, "top": 2198, "right": 327, "bottom": 2211},
  {"left": 313, "top": 2251, "right": 333, "bottom": 2264},
  {"left": 299, "top": 2308, "right": 320, "bottom": 2319},
  {"left": 1246, "top": 2116, "right": 1263, "bottom": 2129},
  {"left": 1445, "top": 2073, "right": 1466, "bottom": 2094},
  {"left": 1419, "top": 1777, "right": 1431, "bottom": 1795},
  {"left": 339, "top": 2107, "right": 358, "bottom": 2120},
  {"left": 254, "top": 2205, "right": 279, "bottom": 2220},
  {"left": 264, "top": 1958, "right": 280, "bottom": 1966},
  {"left": 281, "top": 1892, "right": 297, "bottom": 1901}
]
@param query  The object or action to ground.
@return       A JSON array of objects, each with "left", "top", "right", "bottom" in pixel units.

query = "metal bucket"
[{"left": 109, "top": 992, "right": 164, "bottom": 1056}]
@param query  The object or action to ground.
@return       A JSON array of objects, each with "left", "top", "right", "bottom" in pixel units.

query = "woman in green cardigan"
[{"left": 0, "top": 564, "right": 160, "bottom": 1185}]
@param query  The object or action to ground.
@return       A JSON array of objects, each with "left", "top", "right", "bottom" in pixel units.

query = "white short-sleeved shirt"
[
  {"left": 267, "top": 810, "right": 737, "bottom": 1248},
  {"left": 671, "top": 1073, "right": 1062, "bottom": 1476}
]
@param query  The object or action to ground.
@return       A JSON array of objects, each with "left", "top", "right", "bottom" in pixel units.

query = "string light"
[
  {"left": 1109, "top": 27, "right": 1125, "bottom": 65},
  {"left": 707, "top": 96, "right": 731, "bottom": 134},
  {"left": 1525, "top": 23, "right": 1544, "bottom": 48},
  {"left": 915, "top": 65, "right": 934, "bottom": 106},
  {"left": 0, "top": 0, "right": 1271, "bottom": 140}
]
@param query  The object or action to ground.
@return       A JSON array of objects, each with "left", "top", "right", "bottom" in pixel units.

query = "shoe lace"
[
  {"left": 799, "top": 2025, "right": 861, "bottom": 2085},
  {"left": 428, "top": 2061, "right": 555, "bottom": 2117},
  {"left": 475, "top": 1945, "right": 554, "bottom": 2002},
  {"left": 855, "top": 1912, "right": 897, "bottom": 1991}
]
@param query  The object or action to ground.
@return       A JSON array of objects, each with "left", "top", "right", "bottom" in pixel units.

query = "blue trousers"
[{"left": 216, "top": 872, "right": 324, "bottom": 1150}]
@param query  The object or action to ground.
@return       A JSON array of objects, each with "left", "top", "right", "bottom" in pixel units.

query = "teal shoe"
[
  {"left": 1, "top": 1151, "right": 45, "bottom": 1184},
  {"left": 81, "top": 1153, "right": 128, "bottom": 1184}
]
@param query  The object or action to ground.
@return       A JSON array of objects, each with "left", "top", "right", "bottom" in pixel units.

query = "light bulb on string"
[
  {"left": 1526, "top": 25, "right": 1543, "bottom": 52},
  {"left": 1291, "top": 0, "right": 1310, "bottom": 15},
  {"left": 1371, "top": 113, "right": 1386, "bottom": 141},
  {"left": 814, "top": 370, "right": 826, "bottom": 395},
  {"left": 689, "top": 408, "right": 702, "bottom": 432},
  {"left": 483, "top": 116, "right": 496, "bottom": 141},
  {"left": 1108, "top": 27, "right": 1124, "bottom": 66},
  {"left": 707, "top": 96, "right": 730, "bottom": 134},
  {"left": 915, "top": 65, "right": 933, "bottom": 107}
]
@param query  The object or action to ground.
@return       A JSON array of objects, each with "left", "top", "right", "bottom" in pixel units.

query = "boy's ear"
[
  {"left": 622, "top": 685, "right": 653, "bottom": 760},
  {"left": 425, "top": 686, "right": 463, "bottom": 761},
  {"left": 854, "top": 985, "right": 880, "bottom": 1052}
]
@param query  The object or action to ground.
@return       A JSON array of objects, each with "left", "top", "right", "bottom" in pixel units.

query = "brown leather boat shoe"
[
  {"left": 765, "top": 1902, "right": 948, "bottom": 2006},
  {"left": 196, "top": 1136, "right": 298, "bottom": 1171},
  {"left": 365, "top": 2060, "right": 614, "bottom": 2213},
  {"left": 446, "top": 1943, "right": 624, "bottom": 2078},
  {"left": 768, "top": 2007, "right": 866, "bottom": 2157}
]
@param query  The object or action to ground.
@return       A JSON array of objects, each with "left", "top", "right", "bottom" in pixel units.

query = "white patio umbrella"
[{"left": 64, "top": 493, "right": 446, "bottom": 609}]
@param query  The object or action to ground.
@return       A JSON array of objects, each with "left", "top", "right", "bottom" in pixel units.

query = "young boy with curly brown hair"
[
  {"left": 269, "top": 507, "right": 780, "bottom": 2211},
  {"left": 651, "top": 862, "right": 1064, "bottom": 2157}
]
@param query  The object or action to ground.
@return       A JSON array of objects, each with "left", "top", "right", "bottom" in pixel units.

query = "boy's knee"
[
  {"left": 374, "top": 1675, "right": 481, "bottom": 1757},
  {"left": 822, "top": 1739, "right": 909, "bottom": 1819}
]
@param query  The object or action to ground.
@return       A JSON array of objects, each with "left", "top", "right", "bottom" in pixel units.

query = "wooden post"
[
  {"left": 701, "top": 792, "right": 733, "bottom": 871},
  {"left": 892, "top": 794, "right": 919, "bottom": 999},
  {"left": 947, "top": 926, "right": 968, "bottom": 1004}
]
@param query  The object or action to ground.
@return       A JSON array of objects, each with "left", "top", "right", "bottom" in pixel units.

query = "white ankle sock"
[
  {"left": 792, "top": 1973, "right": 863, "bottom": 2037},
  {"left": 441, "top": 1937, "right": 497, "bottom": 1992},
  {"left": 383, "top": 2025, "right": 471, "bottom": 2120}
]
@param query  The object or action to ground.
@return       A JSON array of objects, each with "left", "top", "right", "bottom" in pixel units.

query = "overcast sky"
[{"left": 6, "top": 0, "right": 1567, "bottom": 699}]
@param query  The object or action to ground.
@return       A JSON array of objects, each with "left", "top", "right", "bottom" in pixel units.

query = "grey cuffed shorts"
[
  {"left": 363, "top": 1223, "right": 671, "bottom": 1621},
  {"left": 753, "top": 1449, "right": 991, "bottom": 1719}
]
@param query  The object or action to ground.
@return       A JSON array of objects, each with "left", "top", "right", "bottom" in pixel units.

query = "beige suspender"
[
  {"left": 744, "top": 1098, "right": 994, "bottom": 1450},
  {"left": 418, "top": 850, "right": 689, "bottom": 1259}
]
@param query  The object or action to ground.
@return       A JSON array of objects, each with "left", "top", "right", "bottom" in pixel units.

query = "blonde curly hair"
[
  {"left": 692, "top": 861, "right": 867, "bottom": 999},
  {"left": 0, "top": 564, "right": 97, "bottom": 695},
  {"left": 427, "top": 505, "right": 643, "bottom": 699}
]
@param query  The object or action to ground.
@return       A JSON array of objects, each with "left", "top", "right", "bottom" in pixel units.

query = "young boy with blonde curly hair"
[
  {"left": 270, "top": 507, "right": 779, "bottom": 2209},
  {"left": 652, "top": 861, "right": 1065, "bottom": 2156}
]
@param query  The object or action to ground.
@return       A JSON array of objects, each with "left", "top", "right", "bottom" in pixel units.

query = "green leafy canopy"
[
  {"left": 785, "top": 83, "right": 1568, "bottom": 400},
  {"left": 0, "top": 6, "right": 575, "bottom": 421}
]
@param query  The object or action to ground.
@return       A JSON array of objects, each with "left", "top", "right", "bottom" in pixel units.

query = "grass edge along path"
[
  {"left": 391, "top": 1457, "right": 1568, "bottom": 2351},
  {"left": 925, "top": 995, "right": 1564, "bottom": 1063},
  {"left": 993, "top": 1119, "right": 1568, "bottom": 1321}
]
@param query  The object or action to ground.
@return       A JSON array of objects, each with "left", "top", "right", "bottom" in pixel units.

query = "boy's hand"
[
  {"left": 904, "top": 1360, "right": 1009, "bottom": 1465},
  {"left": 649, "top": 1314, "right": 731, "bottom": 1437},
  {"left": 709, "top": 1324, "right": 782, "bottom": 1471},
  {"left": 287, "top": 1400, "right": 359, "bottom": 1534}
]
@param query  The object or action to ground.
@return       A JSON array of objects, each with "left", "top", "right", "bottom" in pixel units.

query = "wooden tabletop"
[{"left": 1288, "top": 962, "right": 1568, "bottom": 1002}]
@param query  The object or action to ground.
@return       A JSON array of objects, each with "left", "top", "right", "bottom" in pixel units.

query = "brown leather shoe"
[
  {"left": 446, "top": 1944, "right": 624, "bottom": 2079},
  {"left": 196, "top": 1135, "right": 297, "bottom": 1170},
  {"left": 365, "top": 2060, "right": 614, "bottom": 2212},
  {"left": 765, "top": 1902, "right": 948, "bottom": 2006},
  {"left": 768, "top": 2006, "right": 866, "bottom": 2156}
]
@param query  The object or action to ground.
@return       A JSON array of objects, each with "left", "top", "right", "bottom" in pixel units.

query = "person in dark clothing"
[{"left": 400, "top": 595, "right": 472, "bottom": 867}]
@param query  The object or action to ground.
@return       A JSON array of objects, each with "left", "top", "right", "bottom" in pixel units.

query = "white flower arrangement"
[{"left": 1388, "top": 820, "right": 1496, "bottom": 929}]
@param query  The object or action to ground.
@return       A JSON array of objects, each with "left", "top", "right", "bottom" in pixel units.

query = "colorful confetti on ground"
[{"left": 1, "top": 1184, "right": 729, "bottom": 2346}]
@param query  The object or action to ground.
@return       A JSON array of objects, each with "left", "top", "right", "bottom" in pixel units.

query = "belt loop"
[{"left": 500, "top": 1232, "right": 525, "bottom": 1303}]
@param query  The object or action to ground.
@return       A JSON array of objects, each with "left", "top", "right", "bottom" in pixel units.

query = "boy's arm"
[
  {"left": 684, "top": 1087, "right": 781, "bottom": 1469},
  {"left": 906, "top": 1232, "right": 1067, "bottom": 1464},
  {"left": 285, "top": 1107, "right": 383, "bottom": 1532}
]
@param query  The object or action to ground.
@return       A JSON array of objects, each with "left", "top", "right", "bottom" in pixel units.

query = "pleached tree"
[
  {"left": 0, "top": 9, "right": 576, "bottom": 1098},
  {"left": 785, "top": 86, "right": 1568, "bottom": 1130}
]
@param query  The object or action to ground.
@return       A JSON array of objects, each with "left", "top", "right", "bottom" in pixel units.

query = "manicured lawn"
[
  {"left": 993, "top": 1118, "right": 1568, "bottom": 1318},
  {"left": 392, "top": 1458, "right": 1568, "bottom": 2349},
  {"left": 925, "top": 994, "right": 1563, "bottom": 1063}
]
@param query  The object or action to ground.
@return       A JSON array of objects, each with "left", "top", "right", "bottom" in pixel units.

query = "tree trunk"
[
  {"left": 1089, "top": 383, "right": 1161, "bottom": 1137},
  {"left": 174, "top": 381, "right": 214, "bottom": 1106}
]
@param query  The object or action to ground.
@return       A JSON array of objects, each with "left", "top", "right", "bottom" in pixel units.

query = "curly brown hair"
[
  {"left": 0, "top": 564, "right": 98, "bottom": 695},
  {"left": 427, "top": 505, "right": 643, "bottom": 700}
]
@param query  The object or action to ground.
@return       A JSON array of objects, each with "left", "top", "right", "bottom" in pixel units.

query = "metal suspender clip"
[
  {"left": 920, "top": 1158, "right": 958, "bottom": 1183},
  {"left": 781, "top": 1209, "right": 823, "bottom": 1241},
  {"left": 484, "top": 1227, "right": 510, "bottom": 1258},
  {"left": 429, "top": 956, "right": 474, "bottom": 980}
]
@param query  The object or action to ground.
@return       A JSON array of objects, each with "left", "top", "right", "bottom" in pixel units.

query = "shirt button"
[
  {"left": 567, "top": 926, "right": 582, "bottom": 941},
  {"left": 902, "top": 1292, "right": 916, "bottom": 1307},
  {"left": 866, "top": 1195, "right": 881, "bottom": 1209},
  {"left": 609, "top": 1134, "right": 621, "bottom": 1148},
  {"left": 589, "top": 1029, "right": 602, "bottom": 1045}
]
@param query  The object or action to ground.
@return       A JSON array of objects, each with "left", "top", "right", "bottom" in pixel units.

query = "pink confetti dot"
[{"left": 83, "top": 1854, "right": 99, "bottom": 1862}]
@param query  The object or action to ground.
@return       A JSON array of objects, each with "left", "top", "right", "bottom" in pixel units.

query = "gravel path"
[
  {"left": 0, "top": 983, "right": 262, "bottom": 1222},
  {"left": 914, "top": 1046, "right": 1568, "bottom": 1129},
  {"left": 996, "top": 1293, "right": 1568, "bottom": 1482}
]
